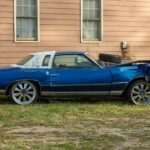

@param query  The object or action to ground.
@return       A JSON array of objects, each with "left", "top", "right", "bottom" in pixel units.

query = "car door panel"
[{"left": 49, "top": 68, "right": 112, "bottom": 93}]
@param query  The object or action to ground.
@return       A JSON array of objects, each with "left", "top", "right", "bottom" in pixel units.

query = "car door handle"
[{"left": 49, "top": 74, "right": 59, "bottom": 77}]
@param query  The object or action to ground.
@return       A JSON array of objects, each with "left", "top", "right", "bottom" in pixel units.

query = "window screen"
[
  {"left": 16, "top": 0, "right": 38, "bottom": 41},
  {"left": 82, "top": 0, "right": 101, "bottom": 41}
]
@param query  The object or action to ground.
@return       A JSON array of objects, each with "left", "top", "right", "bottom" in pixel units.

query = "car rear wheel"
[
  {"left": 127, "top": 80, "right": 150, "bottom": 105},
  {"left": 10, "top": 81, "right": 38, "bottom": 104}
]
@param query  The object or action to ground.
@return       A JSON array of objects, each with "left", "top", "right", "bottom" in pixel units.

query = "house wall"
[{"left": 0, "top": 0, "right": 150, "bottom": 66}]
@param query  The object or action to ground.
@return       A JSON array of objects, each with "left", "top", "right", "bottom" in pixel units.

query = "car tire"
[
  {"left": 127, "top": 80, "right": 150, "bottom": 105},
  {"left": 10, "top": 81, "right": 38, "bottom": 105}
]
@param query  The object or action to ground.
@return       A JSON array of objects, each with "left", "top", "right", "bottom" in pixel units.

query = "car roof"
[
  {"left": 56, "top": 51, "right": 86, "bottom": 55},
  {"left": 31, "top": 51, "right": 86, "bottom": 56},
  {"left": 31, "top": 51, "right": 56, "bottom": 56}
]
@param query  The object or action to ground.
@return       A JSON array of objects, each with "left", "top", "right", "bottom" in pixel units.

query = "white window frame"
[
  {"left": 81, "top": 0, "right": 103, "bottom": 43},
  {"left": 14, "top": 0, "right": 40, "bottom": 42}
]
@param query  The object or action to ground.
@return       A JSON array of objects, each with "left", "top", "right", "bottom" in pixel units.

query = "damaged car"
[{"left": 0, "top": 51, "right": 150, "bottom": 105}]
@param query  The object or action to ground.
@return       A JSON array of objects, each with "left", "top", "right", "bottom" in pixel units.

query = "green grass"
[{"left": 0, "top": 96, "right": 150, "bottom": 149}]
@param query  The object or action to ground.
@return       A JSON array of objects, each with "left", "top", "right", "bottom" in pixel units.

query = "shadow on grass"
[
  {"left": 40, "top": 96, "right": 127, "bottom": 105},
  {"left": 0, "top": 96, "right": 12, "bottom": 105},
  {"left": 0, "top": 95, "right": 127, "bottom": 105}
]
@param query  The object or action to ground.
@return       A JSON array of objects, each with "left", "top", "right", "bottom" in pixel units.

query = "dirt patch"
[
  {"left": 6, "top": 126, "right": 65, "bottom": 134},
  {"left": 4, "top": 125, "right": 150, "bottom": 148},
  {"left": 97, "top": 128, "right": 138, "bottom": 149},
  {"left": 5, "top": 126, "right": 79, "bottom": 144}
]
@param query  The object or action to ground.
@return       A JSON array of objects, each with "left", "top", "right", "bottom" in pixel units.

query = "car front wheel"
[
  {"left": 127, "top": 80, "right": 150, "bottom": 105},
  {"left": 10, "top": 81, "right": 38, "bottom": 104}
]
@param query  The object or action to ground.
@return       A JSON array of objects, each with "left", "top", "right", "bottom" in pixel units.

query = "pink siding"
[{"left": 0, "top": 0, "right": 150, "bottom": 65}]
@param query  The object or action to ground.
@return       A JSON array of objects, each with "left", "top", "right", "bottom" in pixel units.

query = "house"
[{"left": 0, "top": 0, "right": 150, "bottom": 66}]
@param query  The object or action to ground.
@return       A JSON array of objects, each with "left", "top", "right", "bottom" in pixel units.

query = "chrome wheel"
[
  {"left": 131, "top": 81, "right": 150, "bottom": 105},
  {"left": 11, "top": 81, "right": 37, "bottom": 104}
]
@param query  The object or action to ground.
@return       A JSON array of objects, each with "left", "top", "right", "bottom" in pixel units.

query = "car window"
[
  {"left": 17, "top": 55, "right": 33, "bottom": 65},
  {"left": 42, "top": 55, "right": 51, "bottom": 66},
  {"left": 53, "top": 54, "right": 98, "bottom": 69}
]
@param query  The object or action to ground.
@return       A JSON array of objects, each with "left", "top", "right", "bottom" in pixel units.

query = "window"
[
  {"left": 82, "top": 0, "right": 102, "bottom": 41},
  {"left": 42, "top": 55, "right": 51, "bottom": 66},
  {"left": 15, "top": 0, "right": 39, "bottom": 41},
  {"left": 53, "top": 54, "right": 98, "bottom": 69}
]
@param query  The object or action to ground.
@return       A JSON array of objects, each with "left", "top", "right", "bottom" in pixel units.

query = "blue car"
[{"left": 0, "top": 51, "right": 150, "bottom": 105}]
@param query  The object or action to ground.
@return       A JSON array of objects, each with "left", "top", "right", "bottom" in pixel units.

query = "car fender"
[
  {"left": 5, "top": 79, "right": 41, "bottom": 95},
  {"left": 0, "top": 68, "right": 50, "bottom": 91}
]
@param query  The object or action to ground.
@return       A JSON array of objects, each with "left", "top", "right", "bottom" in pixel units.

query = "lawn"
[{"left": 0, "top": 96, "right": 150, "bottom": 150}]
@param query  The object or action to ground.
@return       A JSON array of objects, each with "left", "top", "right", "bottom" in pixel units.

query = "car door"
[{"left": 49, "top": 54, "right": 112, "bottom": 95}]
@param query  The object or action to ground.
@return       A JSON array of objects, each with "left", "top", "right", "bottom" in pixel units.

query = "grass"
[{"left": 0, "top": 96, "right": 150, "bottom": 149}]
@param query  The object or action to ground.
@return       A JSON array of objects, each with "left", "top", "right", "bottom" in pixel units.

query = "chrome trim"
[
  {"left": 50, "top": 82, "right": 128, "bottom": 87},
  {"left": 109, "top": 91, "right": 123, "bottom": 95},
  {"left": 112, "top": 82, "right": 128, "bottom": 85},
  {"left": 41, "top": 91, "right": 109, "bottom": 96},
  {"left": 50, "top": 83, "right": 111, "bottom": 87},
  {"left": 49, "top": 74, "right": 59, "bottom": 77}
]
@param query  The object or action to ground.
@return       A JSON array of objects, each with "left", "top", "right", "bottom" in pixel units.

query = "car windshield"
[
  {"left": 87, "top": 54, "right": 104, "bottom": 66},
  {"left": 17, "top": 55, "right": 33, "bottom": 65}
]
